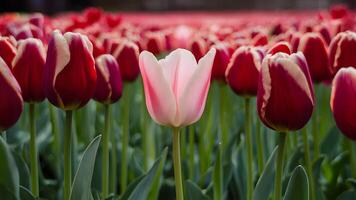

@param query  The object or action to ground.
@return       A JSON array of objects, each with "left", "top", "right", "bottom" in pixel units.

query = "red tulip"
[
  {"left": 112, "top": 39, "right": 140, "bottom": 82},
  {"left": 0, "top": 36, "right": 16, "bottom": 69},
  {"left": 252, "top": 33, "right": 268, "bottom": 46},
  {"left": 298, "top": 33, "right": 332, "bottom": 82},
  {"left": 44, "top": 30, "right": 96, "bottom": 110},
  {"left": 267, "top": 42, "right": 291, "bottom": 55},
  {"left": 12, "top": 38, "right": 46, "bottom": 102},
  {"left": 94, "top": 54, "right": 123, "bottom": 104},
  {"left": 257, "top": 52, "right": 315, "bottom": 131},
  {"left": 190, "top": 37, "right": 207, "bottom": 61},
  {"left": 226, "top": 46, "right": 263, "bottom": 96},
  {"left": 211, "top": 43, "right": 230, "bottom": 81},
  {"left": 143, "top": 32, "right": 166, "bottom": 55},
  {"left": 330, "top": 67, "right": 356, "bottom": 140},
  {"left": 0, "top": 57, "right": 23, "bottom": 131},
  {"left": 329, "top": 31, "right": 356, "bottom": 73}
]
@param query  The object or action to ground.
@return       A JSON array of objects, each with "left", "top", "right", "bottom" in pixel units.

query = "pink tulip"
[{"left": 139, "top": 48, "right": 216, "bottom": 127}]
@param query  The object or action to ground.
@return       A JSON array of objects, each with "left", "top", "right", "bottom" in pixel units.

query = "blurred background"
[{"left": 0, "top": 0, "right": 355, "bottom": 14}]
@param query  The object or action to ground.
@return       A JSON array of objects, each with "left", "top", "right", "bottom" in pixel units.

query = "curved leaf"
[
  {"left": 125, "top": 147, "right": 167, "bottom": 200},
  {"left": 0, "top": 137, "right": 19, "bottom": 199},
  {"left": 70, "top": 135, "right": 102, "bottom": 200},
  {"left": 283, "top": 165, "right": 309, "bottom": 200},
  {"left": 253, "top": 146, "right": 278, "bottom": 200},
  {"left": 20, "top": 186, "right": 35, "bottom": 200},
  {"left": 336, "top": 190, "right": 356, "bottom": 200},
  {"left": 185, "top": 180, "right": 211, "bottom": 200}
]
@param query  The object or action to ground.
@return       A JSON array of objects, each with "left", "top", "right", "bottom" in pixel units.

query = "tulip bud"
[
  {"left": 44, "top": 30, "right": 96, "bottom": 110},
  {"left": 0, "top": 58, "right": 23, "bottom": 131},
  {"left": 267, "top": 42, "right": 291, "bottom": 55},
  {"left": 226, "top": 46, "right": 263, "bottom": 96},
  {"left": 139, "top": 48, "right": 216, "bottom": 127},
  {"left": 94, "top": 54, "right": 123, "bottom": 104},
  {"left": 143, "top": 32, "right": 166, "bottom": 55},
  {"left": 252, "top": 33, "right": 268, "bottom": 46},
  {"left": 330, "top": 67, "right": 356, "bottom": 140},
  {"left": 12, "top": 38, "right": 46, "bottom": 102},
  {"left": 257, "top": 52, "right": 315, "bottom": 131},
  {"left": 190, "top": 37, "right": 207, "bottom": 61},
  {"left": 112, "top": 39, "right": 140, "bottom": 82},
  {"left": 298, "top": 33, "right": 332, "bottom": 82},
  {"left": 329, "top": 31, "right": 356, "bottom": 73},
  {"left": 0, "top": 36, "right": 16, "bottom": 68},
  {"left": 211, "top": 43, "right": 230, "bottom": 81}
]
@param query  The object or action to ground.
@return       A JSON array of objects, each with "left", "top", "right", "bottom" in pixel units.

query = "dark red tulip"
[
  {"left": 298, "top": 33, "right": 332, "bottom": 83},
  {"left": 112, "top": 39, "right": 140, "bottom": 82},
  {"left": 0, "top": 36, "right": 16, "bottom": 68},
  {"left": 0, "top": 57, "right": 23, "bottom": 131},
  {"left": 290, "top": 32, "right": 301, "bottom": 53},
  {"left": 267, "top": 42, "right": 291, "bottom": 55},
  {"left": 143, "top": 32, "right": 166, "bottom": 55},
  {"left": 44, "top": 30, "right": 96, "bottom": 110},
  {"left": 330, "top": 67, "right": 356, "bottom": 140},
  {"left": 257, "top": 52, "right": 315, "bottom": 131},
  {"left": 211, "top": 43, "right": 230, "bottom": 81},
  {"left": 252, "top": 33, "right": 268, "bottom": 46},
  {"left": 226, "top": 46, "right": 263, "bottom": 96},
  {"left": 12, "top": 38, "right": 46, "bottom": 102},
  {"left": 190, "top": 37, "right": 207, "bottom": 61},
  {"left": 94, "top": 54, "right": 123, "bottom": 104},
  {"left": 329, "top": 31, "right": 356, "bottom": 73}
]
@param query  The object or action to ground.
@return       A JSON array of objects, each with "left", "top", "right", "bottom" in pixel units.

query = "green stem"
[
  {"left": 256, "top": 118, "right": 264, "bottom": 175},
  {"left": 188, "top": 126, "right": 195, "bottom": 180},
  {"left": 29, "top": 103, "right": 39, "bottom": 197},
  {"left": 110, "top": 124, "right": 117, "bottom": 194},
  {"left": 302, "top": 128, "right": 315, "bottom": 200},
  {"left": 142, "top": 115, "right": 149, "bottom": 172},
  {"left": 274, "top": 132, "right": 287, "bottom": 200},
  {"left": 312, "top": 85, "right": 319, "bottom": 161},
  {"left": 173, "top": 128, "right": 184, "bottom": 200},
  {"left": 64, "top": 110, "right": 73, "bottom": 200},
  {"left": 245, "top": 98, "right": 253, "bottom": 200},
  {"left": 102, "top": 105, "right": 111, "bottom": 198},
  {"left": 348, "top": 140, "right": 356, "bottom": 178},
  {"left": 121, "top": 84, "right": 130, "bottom": 193},
  {"left": 214, "top": 143, "right": 223, "bottom": 200},
  {"left": 312, "top": 112, "right": 319, "bottom": 161},
  {"left": 219, "top": 84, "right": 228, "bottom": 150},
  {"left": 49, "top": 104, "right": 61, "bottom": 178}
]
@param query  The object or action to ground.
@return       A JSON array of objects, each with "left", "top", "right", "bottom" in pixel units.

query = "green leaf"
[
  {"left": 253, "top": 146, "right": 278, "bottom": 200},
  {"left": 124, "top": 147, "right": 168, "bottom": 200},
  {"left": 70, "top": 135, "right": 102, "bottom": 200},
  {"left": 20, "top": 186, "right": 36, "bottom": 200},
  {"left": 0, "top": 137, "right": 20, "bottom": 199},
  {"left": 283, "top": 165, "right": 309, "bottom": 200},
  {"left": 185, "top": 180, "right": 211, "bottom": 200},
  {"left": 12, "top": 151, "right": 30, "bottom": 189},
  {"left": 336, "top": 190, "right": 356, "bottom": 200},
  {"left": 120, "top": 176, "right": 145, "bottom": 200}
]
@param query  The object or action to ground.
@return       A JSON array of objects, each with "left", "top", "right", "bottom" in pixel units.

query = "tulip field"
[{"left": 0, "top": 5, "right": 356, "bottom": 200}]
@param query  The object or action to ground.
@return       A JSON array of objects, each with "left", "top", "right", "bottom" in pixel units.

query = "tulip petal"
[
  {"left": 259, "top": 53, "right": 314, "bottom": 131},
  {"left": 139, "top": 51, "right": 177, "bottom": 126},
  {"left": 330, "top": 67, "right": 356, "bottom": 140},
  {"left": 177, "top": 48, "right": 216, "bottom": 126},
  {"left": 12, "top": 38, "right": 46, "bottom": 102},
  {"left": 0, "top": 58, "right": 23, "bottom": 131}
]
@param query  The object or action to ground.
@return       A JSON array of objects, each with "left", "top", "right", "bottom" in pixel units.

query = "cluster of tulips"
[{"left": 0, "top": 4, "right": 355, "bottom": 200}]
